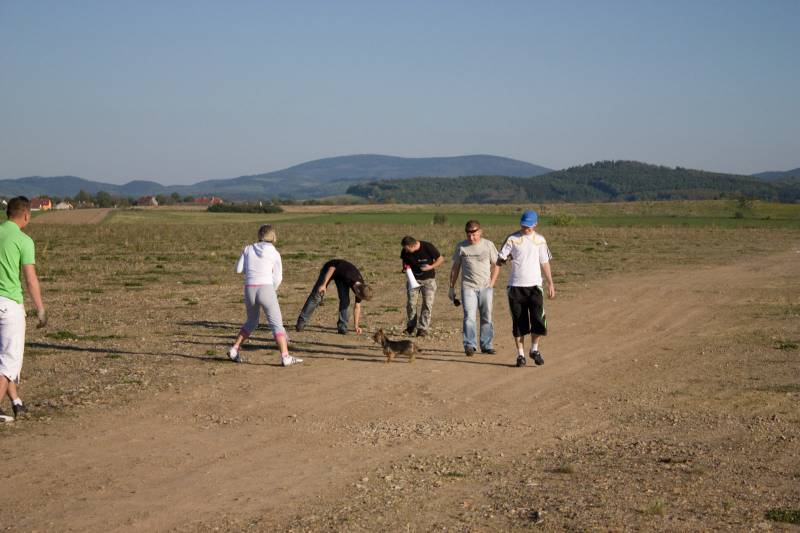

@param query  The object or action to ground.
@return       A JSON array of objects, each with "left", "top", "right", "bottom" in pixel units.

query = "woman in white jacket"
[{"left": 227, "top": 224, "right": 301, "bottom": 366}]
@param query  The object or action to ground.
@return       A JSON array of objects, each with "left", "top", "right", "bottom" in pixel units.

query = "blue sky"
[{"left": 1, "top": 0, "right": 798, "bottom": 184}]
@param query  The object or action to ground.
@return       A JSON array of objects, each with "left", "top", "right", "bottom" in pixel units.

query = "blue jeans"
[
  {"left": 461, "top": 287, "right": 494, "bottom": 350},
  {"left": 297, "top": 277, "right": 351, "bottom": 332}
]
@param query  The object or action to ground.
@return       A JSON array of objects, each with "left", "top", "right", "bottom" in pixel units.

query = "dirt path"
[
  {"left": 2, "top": 250, "right": 798, "bottom": 531},
  {"left": 30, "top": 208, "right": 111, "bottom": 225}
]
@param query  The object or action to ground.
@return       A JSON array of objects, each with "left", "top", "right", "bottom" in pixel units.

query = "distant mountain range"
[
  {"left": 0, "top": 154, "right": 552, "bottom": 200},
  {"left": 752, "top": 167, "right": 800, "bottom": 181},
  {"left": 1, "top": 155, "right": 798, "bottom": 203}
]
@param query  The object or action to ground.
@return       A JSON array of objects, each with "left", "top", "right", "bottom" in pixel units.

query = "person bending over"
[{"left": 296, "top": 259, "right": 372, "bottom": 335}]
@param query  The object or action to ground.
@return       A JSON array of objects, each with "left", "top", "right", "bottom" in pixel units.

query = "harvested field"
[
  {"left": 30, "top": 208, "right": 112, "bottom": 225},
  {"left": 2, "top": 204, "right": 799, "bottom": 531}
]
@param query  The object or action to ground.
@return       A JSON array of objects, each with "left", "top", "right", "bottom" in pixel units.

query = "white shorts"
[{"left": 0, "top": 296, "right": 26, "bottom": 383}]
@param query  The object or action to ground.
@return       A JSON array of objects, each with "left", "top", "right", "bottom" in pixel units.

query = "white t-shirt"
[
  {"left": 235, "top": 242, "right": 283, "bottom": 287},
  {"left": 497, "top": 231, "right": 551, "bottom": 287}
]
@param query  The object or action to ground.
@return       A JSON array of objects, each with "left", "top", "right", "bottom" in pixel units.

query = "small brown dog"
[{"left": 372, "top": 328, "right": 421, "bottom": 363}]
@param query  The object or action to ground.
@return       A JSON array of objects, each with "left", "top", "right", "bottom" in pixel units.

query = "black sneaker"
[
  {"left": 405, "top": 326, "right": 415, "bottom": 335},
  {"left": 530, "top": 350, "right": 544, "bottom": 366},
  {"left": 516, "top": 355, "right": 526, "bottom": 367},
  {"left": 464, "top": 346, "right": 476, "bottom": 356},
  {"left": 295, "top": 320, "right": 306, "bottom": 332},
  {"left": 416, "top": 329, "right": 427, "bottom": 338},
  {"left": 337, "top": 328, "right": 348, "bottom": 335},
  {"left": 12, "top": 403, "right": 28, "bottom": 418},
  {"left": 481, "top": 348, "right": 496, "bottom": 355}
]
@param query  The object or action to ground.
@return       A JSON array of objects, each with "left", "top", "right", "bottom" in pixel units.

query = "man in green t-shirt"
[{"left": 0, "top": 197, "right": 46, "bottom": 422}]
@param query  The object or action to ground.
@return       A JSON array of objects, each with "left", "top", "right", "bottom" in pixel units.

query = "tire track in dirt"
[{"left": 2, "top": 249, "right": 798, "bottom": 531}]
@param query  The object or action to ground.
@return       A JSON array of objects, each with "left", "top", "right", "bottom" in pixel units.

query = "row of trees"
[{"left": 45, "top": 191, "right": 200, "bottom": 208}]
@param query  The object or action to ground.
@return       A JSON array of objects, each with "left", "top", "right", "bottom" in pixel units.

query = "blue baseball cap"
[{"left": 520, "top": 209, "right": 538, "bottom": 227}]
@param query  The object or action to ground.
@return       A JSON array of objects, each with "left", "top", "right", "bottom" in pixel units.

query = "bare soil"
[
  {"left": 30, "top": 208, "right": 112, "bottom": 225},
  {"left": 2, "top": 240, "right": 798, "bottom": 531}
]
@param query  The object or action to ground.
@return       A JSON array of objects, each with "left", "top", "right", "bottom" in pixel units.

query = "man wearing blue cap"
[{"left": 497, "top": 209, "right": 555, "bottom": 367}]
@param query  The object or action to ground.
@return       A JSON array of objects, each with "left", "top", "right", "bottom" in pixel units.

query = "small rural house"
[
  {"left": 194, "top": 196, "right": 224, "bottom": 206},
  {"left": 31, "top": 197, "right": 53, "bottom": 211},
  {"left": 55, "top": 201, "right": 74, "bottom": 210},
  {"left": 137, "top": 196, "right": 159, "bottom": 207}
]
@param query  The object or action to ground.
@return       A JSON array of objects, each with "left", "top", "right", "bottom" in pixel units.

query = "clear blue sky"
[{"left": 1, "top": 0, "right": 798, "bottom": 185}]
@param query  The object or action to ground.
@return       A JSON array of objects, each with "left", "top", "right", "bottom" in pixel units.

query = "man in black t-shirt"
[
  {"left": 400, "top": 236, "right": 443, "bottom": 337},
  {"left": 296, "top": 259, "right": 373, "bottom": 334}
]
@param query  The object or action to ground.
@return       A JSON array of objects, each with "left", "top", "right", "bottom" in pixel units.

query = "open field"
[{"left": 2, "top": 202, "right": 799, "bottom": 531}]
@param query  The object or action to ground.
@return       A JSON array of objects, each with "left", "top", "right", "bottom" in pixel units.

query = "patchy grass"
[
  {"left": 765, "top": 508, "right": 800, "bottom": 524},
  {"left": 774, "top": 340, "right": 799, "bottom": 351},
  {"left": 642, "top": 500, "right": 667, "bottom": 516},
  {"left": 552, "top": 463, "right": 576, "bottom": 474},
  {"left": 757, "top": 384, "right": 800, "bottom": 393},
  {"left": 45, "top": 331, "right": 122, "bottom": 342}
]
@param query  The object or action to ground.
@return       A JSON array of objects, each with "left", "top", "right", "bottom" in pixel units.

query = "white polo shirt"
[{"left": 498, "top": 231, "right": 551, "bottom": 287}]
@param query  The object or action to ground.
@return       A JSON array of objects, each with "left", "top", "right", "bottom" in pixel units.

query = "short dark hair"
[
  {"left": 7, "top": 196, "right": 31, "bottom": 219},
  {"left": 400, "top": 236, "right": 417, "bottom": 247},
  {"left": 465, "top": 220, "right": 481, "bottom": 232}
]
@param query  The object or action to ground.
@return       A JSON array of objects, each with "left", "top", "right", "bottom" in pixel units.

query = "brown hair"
[
  {"left": 258, "top": 224, "right": 276, "bottom": 243},
  {"left": 354, "top": 283, "right": 373, "bottom": 301},
  {"left": 465, "top": 219, "right": 481, "bottom": 232},
  {"left": 400, "top": 236, "right": 417, "bottom": 247},
  {"left": 7, "top": 196, "right": 31, "bottom": 219}
]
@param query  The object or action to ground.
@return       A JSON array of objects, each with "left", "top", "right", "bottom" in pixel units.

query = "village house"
[
  {"left": 137, "top": 196, "right": 159, "bottom": 207},
  {"left": 54, "top": 201, "right": 74, "bottom": 210},
  {"left": 30, "top": 197, "right": 53, "bottom": 211},
  {"left": 194, "top": 196, "right": 224, "bottom": 206}
]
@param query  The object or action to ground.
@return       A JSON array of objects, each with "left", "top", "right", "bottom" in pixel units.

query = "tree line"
[{"left": 346, "top": 161, "right": 800, "bottom": 204}]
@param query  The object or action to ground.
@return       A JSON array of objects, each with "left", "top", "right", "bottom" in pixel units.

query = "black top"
[
  {"left": 400, "top": 241, "right": 441, "bottom": 280},
  {"left": 321, "top": 259, "right": 365, "bottom": 301}
]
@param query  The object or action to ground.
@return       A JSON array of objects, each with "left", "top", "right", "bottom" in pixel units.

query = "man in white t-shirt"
[
  {"left": 449, "top": 220, "right": 500, "bottom": 356},
  {"left": 497, "top": 209, "right": 555, "bottom": 367}
]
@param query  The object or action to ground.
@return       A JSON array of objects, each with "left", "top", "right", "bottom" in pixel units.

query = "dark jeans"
[{"left": 297, "top": 273, "right": 351, "bottom": 332}]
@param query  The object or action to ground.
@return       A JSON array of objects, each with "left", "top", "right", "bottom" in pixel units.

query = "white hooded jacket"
[{"left": 235, "top": 242, "right": 283, "bottom": 287}]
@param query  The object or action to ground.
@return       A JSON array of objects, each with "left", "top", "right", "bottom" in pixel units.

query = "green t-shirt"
[{"left": 0, "top": 220, "right": 35, "bottom": 303}]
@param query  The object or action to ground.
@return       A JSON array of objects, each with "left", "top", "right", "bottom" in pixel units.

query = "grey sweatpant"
[{"left": 239, "top": 285, "right": 287, "bottom": 338}]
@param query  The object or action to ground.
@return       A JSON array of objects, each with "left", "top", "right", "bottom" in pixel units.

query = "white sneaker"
[
  {"left": 228, "top": 346, "right": 242, "bottom": 363},
  {"left": 281, "top": 355, "right": 303, "bottom": 367}
]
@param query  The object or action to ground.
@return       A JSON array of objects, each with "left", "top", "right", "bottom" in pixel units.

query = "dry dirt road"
[{"left": 2, "top": 248, "right": 799, "bottom": 531}]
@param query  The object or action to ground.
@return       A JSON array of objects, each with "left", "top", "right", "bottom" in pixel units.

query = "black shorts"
[{"left": 507, "top": 286, "right": 547, "bottom": 337}]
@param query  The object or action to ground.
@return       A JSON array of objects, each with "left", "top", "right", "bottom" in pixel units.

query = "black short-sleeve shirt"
[
  {"left": 321, "top": 259, "right": 365, "bottom": 301},
  {"left": 400, "top": 241, "right": 441, "bottom": 280}
]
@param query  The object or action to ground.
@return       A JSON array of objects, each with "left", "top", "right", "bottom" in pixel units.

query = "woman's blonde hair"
[{"left": 258, "top": 224, "right": 276, "bottom": 243}]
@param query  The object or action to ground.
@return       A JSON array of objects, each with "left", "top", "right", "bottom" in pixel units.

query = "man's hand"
[
  {"left": 547, "top": 284, "right": 556, "bottom": 299},
  {"left": 317, "top": 285, "right": 327, "bottom": 295},
  {"left": 355, "top": 325, "right": 363, "bottom": 334},
  {"left": 447, "top": 287, "right": 456, "bottom": 302},
  {"left": 36, "top": 308, "right": 47, "bottom": 328}
]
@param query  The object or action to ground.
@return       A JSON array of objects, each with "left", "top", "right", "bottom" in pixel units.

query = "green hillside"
[{"left": 347, "top": 161, "right": 800, "bottom": 203}]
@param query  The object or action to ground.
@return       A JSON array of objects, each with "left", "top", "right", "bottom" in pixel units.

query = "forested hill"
[{"left": 347, "top": 161, "right": 800, "bottom": 203}]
